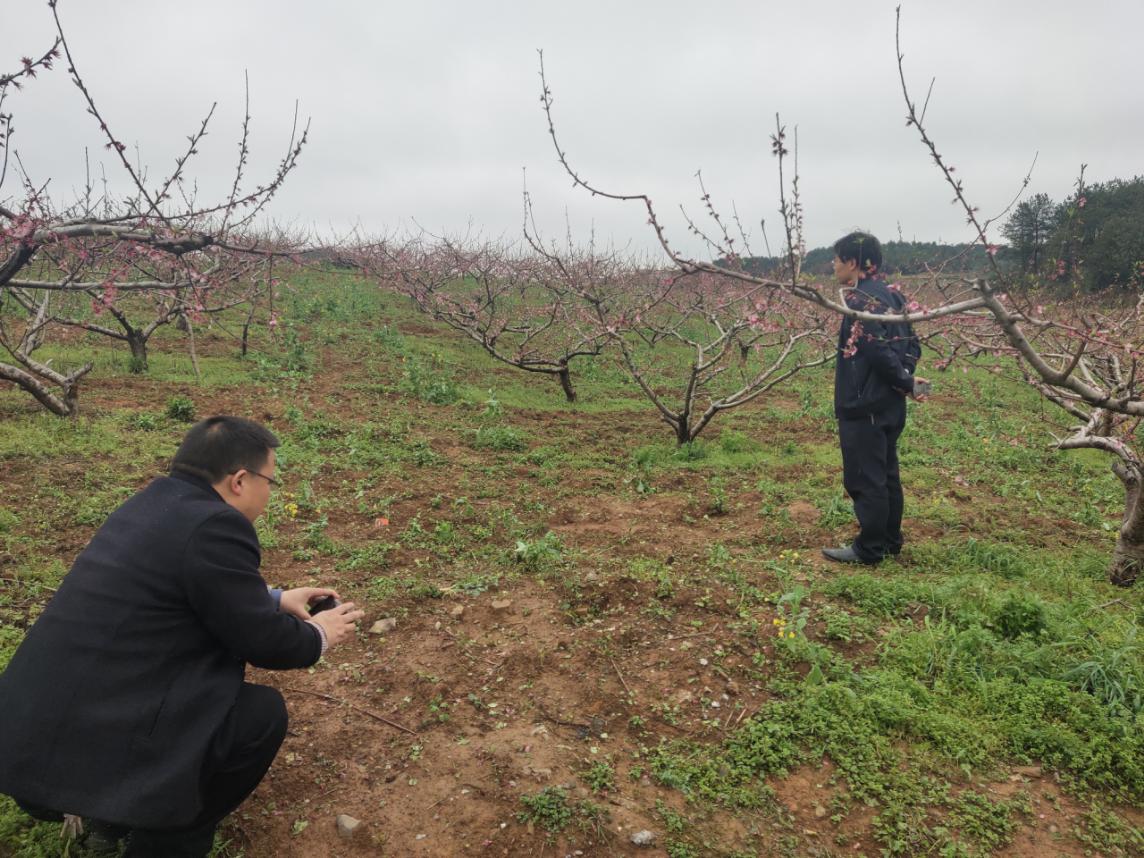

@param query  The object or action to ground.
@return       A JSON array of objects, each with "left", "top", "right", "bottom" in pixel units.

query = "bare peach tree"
[
  {"left": 522, "top": 208, "right": 835, "bottom": 445},
  {"left": 0, "top": 3, "right": 306, "bottom": 415},
  {"left": 533, "top": 18, "right": 1143, "bottom": 586},
  {"left": 356, "top": 235, "right": 606, "bottom": 401},
  {"left": 535, "top": 52, "right": 980, "bottom": 330},
  {"left": 892, "top": 8, "right": 1144, "bottom": 586},
  {"left": 5, "top": 247, "right": 276, "bottom": 374}
]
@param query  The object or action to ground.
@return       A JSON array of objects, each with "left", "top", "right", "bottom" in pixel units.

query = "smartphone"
[
  {"left": 308, "top": 595, "right": 340, "bottom": 615},
  {"left": 914, "top": 379, "right": 932, "bottom": 396}
]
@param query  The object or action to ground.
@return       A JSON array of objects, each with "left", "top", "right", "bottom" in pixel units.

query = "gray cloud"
[{"left": 2, "top": 0, "right": 1140, "bottom": 257}]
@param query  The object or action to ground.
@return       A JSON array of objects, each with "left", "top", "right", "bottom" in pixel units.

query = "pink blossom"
[{"left": 842, "top": 320, "right": 864, "bottom": 359}]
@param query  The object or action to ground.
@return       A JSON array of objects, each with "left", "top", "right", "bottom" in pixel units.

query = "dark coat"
[
  {"left": 0, "top": 471, "right": 321, "bottom": 829},
  {"left": 834, "top": 276, "right": 921, "bottom": 419}
]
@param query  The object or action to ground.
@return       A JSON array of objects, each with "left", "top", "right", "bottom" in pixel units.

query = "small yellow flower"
[{"left": 788, "top": 632, "right": 796, "bottom": 639}]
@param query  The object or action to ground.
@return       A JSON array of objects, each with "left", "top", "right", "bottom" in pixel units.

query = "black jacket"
[
  {"left": 0, "top": 471, "right": 321, "bottom": 828},
  {"left": 833, "top": 276, "right": 921, "bottom": 419}
]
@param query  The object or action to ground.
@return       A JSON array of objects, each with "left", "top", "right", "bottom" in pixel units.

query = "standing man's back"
[{"left": 822, "top": 232, "right": 928, "bottom": 565}]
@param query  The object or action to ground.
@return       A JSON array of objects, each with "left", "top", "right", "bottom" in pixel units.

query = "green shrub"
[
  {"left": 517, "top": 787, "right": 572, "bottom": 832},
  {"left": 127, "top": 412, "right": 160, "bottom": 431},
  {"left": 165, "top": 396, "right": 196, "bottom": 422},
  {"left": 472, "top": 425, "right": 527, "bottom": 452},
  {"left": 582, "top": 759, "right": 616, "bottom": 793},
  {"left": 514, "top": 532, "right": 564, "bottom": 572},
  {"left": 991, "top": 593, "right": 1047, "bottom": 639}
]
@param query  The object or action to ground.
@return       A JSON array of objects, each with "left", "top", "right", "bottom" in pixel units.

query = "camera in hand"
[
  {"left": 914, "top": 379, "right": 932, "bottom": 396},
  {"left": 308, "top": 595, "right": 341, "bottom": 615}
]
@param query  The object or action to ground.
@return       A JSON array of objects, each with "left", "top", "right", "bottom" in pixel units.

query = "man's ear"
[{"left": 223, "top": 470, "right": 248, "bottom": 498}]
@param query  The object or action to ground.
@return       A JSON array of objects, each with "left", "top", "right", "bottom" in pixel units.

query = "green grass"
[{"left": 2, "top": 265, "right": 1141, "bottom": 856}]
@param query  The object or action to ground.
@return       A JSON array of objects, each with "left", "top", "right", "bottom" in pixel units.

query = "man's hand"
[
  {"left": 309, "top": 601, "right": 365, "bottom": 649},
  {"left": 910, "top": 375, "right": 931, "bottom": 401},
  {"left": 279, "top": 587, "right": 340, "bottom": 621}
]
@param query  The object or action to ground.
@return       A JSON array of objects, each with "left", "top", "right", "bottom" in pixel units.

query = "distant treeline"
[
  {"left": 1001, "top": 176, "right": 1144, "bottom": 291},
  {"left": 717, "top": 176, "right": 1144, "bottom": 291},
  {"left": 718, "top": 241, "right": 993, "bottom": 279}
]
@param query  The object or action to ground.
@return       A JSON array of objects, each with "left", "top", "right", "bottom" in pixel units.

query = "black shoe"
[
  {"left": 123, "top": 824, "right": 216, "bottom": 858},
  {"left": 80, "top": 820, "right": 129, "bottom": 857},
  {"left": 822, "top": 545, "right": 877, "bottom": 565}
]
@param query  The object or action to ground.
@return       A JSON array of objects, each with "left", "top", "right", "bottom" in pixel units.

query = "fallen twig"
[
  {"left": 610, "top": 657, "right": 633, "bottom": 696},
  {"left": 1093, "top": 598, "right": 1126, "bottom": 610},
  {"left": 281, "top": 687, "right": 417, "bottom": 735},
  {"left": 669, "top": 630, "right": 717, "bottom": 640},
  {"left": 534, "top": 701, "right": 593, "bottom": 733}
]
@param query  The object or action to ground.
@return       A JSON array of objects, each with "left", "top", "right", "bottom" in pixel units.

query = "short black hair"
[
  {"left": 170, "top": 415, "right": 280, "bottom": 483},
  {"left": 833, "top": 231, "right": 882, "bottom": 275}
]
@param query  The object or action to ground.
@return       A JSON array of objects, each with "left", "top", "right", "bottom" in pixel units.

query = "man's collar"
[{"left": 169, "top": 467, "right": 225, "bottom": 502}]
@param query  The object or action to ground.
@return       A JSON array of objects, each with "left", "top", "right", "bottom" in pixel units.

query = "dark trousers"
[
  {"left": 16, "top": 683, "right": 287, "bottom": 858},
  {"left": 838, "top": 399, "right": 907, "bottom": 563}
]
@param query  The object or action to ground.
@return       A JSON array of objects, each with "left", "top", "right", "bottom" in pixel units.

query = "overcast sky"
[{"left": 2, "top": 0, "right": 1141, "bottom": 258}]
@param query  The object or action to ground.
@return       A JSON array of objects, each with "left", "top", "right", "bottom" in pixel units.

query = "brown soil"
[{"left": 2, "top": 333, "right": 1138, "bottom": 858}]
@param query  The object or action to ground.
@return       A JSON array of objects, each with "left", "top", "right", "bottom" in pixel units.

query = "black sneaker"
[
  {"left": 822, "top": 545, "right": 878, "bottom": 565},
  {"left": 79, "top": 820, "right": 129, "bottom": 857}
]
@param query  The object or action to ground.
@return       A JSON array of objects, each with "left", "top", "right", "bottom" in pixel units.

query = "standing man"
[
  {"left": 823, "top": 232, "right": 928, "bottom": 565},
  {"left": 0, "top": 415, "right": 364, "bottom": 857}
]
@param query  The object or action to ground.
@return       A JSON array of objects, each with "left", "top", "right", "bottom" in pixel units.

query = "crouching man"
[{"left": 0, "top": 416, "right": 364, "bottom": 856}]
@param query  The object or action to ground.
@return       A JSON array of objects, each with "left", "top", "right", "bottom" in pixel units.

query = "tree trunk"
[
  {"left": 1109, "top": 539, "right": 1142, "bottom": 588},
  {"left": 673, "top": 415, "right": 692, "bottom": 446},
  {"left": 556, "top": 366, "right": 576, "bottom": 402},
  {"left": 127, "top": 331, "right": 148, "bottom": 373},
  {"left": 1110, "top": 461, "right": 1143, "bottom": 587},
  {"left": 0, "top": 361, "right": 84, "bottom": 417}
]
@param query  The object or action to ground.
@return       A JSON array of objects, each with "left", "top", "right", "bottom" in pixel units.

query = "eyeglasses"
[{"left": 245, "top": 469, "right": 282, "bottom": 489}]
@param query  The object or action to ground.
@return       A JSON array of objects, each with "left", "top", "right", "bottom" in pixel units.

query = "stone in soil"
[
  {"left": 370, "top": 617, "right": 397, "bottom": 634},
  {"left": 336, "top": 814, "right": 361, "bottom": 839},
  {"left": 491, "top": 599, "right": 513, "bottom": 611},
  {"left": 630, "top": 829, "right": 656, "bottom": 847}
]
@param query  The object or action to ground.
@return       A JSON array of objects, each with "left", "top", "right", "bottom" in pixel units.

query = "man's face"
[
  {"left": 833, "top": 255, "right": 860, "bottom": 286},
  {"left": 236, "top": 448, "right": 276, "bottom": 523}
]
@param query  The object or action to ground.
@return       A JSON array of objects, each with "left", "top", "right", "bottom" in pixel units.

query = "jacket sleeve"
[
  {"left": 182, "top": 510, "right": 322, "bottom": 669},
  {"left": 849, "top": 287, "right": 915, "bottom": 392}
]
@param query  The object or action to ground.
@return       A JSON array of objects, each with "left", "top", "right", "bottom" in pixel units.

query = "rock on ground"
[
  {"left": 336, "top": 814, "right": 361, "bottom": 839},
  {"left": 369, "top": 617, "right": 397, "bottom": 634},
  {"left": 630, "top": 829, "right": 656, "bottom": 847}
]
